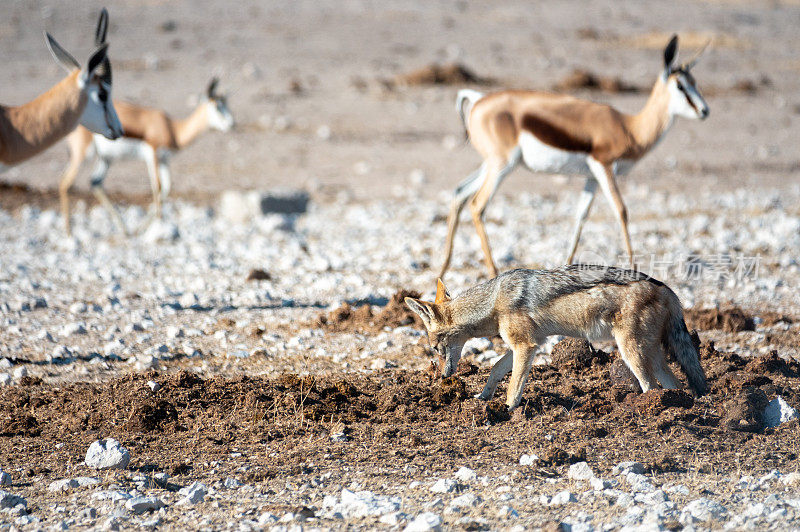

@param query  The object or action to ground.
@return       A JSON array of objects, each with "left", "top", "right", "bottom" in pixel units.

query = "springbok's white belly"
[
  {"left": 0, "top": 163, "right": 8, "bottom": 174},
  {"left": 93, "top": 135, "right": 152, "bottom": 161},
  {"left": 519, "top": 132, "right": 590, "bottom": 175}
]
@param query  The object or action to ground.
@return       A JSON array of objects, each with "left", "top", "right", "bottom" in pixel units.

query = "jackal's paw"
[{"left": 475, "top": 391, "right": 492, "bottom": 401}]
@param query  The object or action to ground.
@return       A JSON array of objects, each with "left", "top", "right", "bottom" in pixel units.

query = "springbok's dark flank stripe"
[{"left": 521, "top": 114, "right": 593, "bottom": 152}]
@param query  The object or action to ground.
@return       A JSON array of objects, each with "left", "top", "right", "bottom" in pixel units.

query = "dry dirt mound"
[
  {"left": 684, "top": 307, "right": 755, "bottom": 333},
  {"left": 552, "top": 69, "right": 642, "bottom": 93},
  {"left": 1, "top": 340, "right": 798, "bottom": 481},
  {"left": 316, "top": 289, "right": 424, "bottom": 333},
  {"left": 392, "top": 63, "right": 494, "bottom": 87}
]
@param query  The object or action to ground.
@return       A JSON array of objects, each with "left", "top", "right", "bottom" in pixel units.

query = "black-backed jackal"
[{"left": 405, "top": 265, "right": 708, "bottom": 411}]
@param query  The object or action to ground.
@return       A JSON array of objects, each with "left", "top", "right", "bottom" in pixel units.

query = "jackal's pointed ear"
[
  {"left": 405, "top": 297, "right": 437, "bottom": 328},
  {"left": 434, "top": 279, "right": 451, "bottom": 304}
]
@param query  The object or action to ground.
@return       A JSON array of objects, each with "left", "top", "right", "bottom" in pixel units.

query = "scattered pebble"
[{"left": 85, "top": 438, "right": 131, "bottom": 470}]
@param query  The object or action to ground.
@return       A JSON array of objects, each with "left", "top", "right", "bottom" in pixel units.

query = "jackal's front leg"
[
  {"left": 476, "top": 351, "right": 513, "bottom": 401},
  {"left": 506, "top": 346, "right": 536, "bottom": 410}
]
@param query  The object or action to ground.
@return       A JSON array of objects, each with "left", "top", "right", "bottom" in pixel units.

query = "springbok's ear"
[
  {"left": 45, "top": 32, "right": 80, "bottom": 73},
  {"left": 663, "top": 34, "right": 678, "bottom": 72},
  {"left": 405, "top": 297, "right": 436, "bottom": 328},
  {"left": 434, "top": 279, "right": 451, "bottom": 304},
  {"left": 207, "top": 77, "right": 220, "bottom": 98},
  {"left": 84, "top": 43, "right": 109, "bottom": 82},
  {"left": 95, "top": 8, "right": 109, "bottom": 46}
]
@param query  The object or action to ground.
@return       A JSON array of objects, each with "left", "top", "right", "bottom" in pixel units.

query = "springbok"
[
  {"left": 59, "top": 78, "right": 234, "bottom": 234},
  {"left": 438, "top": 35, "right": 710, "bottom": 279},
  {"left": 0, "top": 9, "right": 122, "bottom": 173}
]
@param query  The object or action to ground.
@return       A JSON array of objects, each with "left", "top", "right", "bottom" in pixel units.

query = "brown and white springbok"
[
  {"left": 59, "top": 78, "right": 234, "bottom": 235},
  {"left": 438, "top": 35, "right": 710, "bottom": 279},
  {"left": 0, "top": 9, "right": 122, "bottom": 173}
]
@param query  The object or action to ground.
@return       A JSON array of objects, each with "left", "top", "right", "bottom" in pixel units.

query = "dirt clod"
[
  {"left": 722, "top": 387, "right": 769, "bottom": 433},
  {"left": 553, "top": 69, "right": 641, "bottom": 93},
  {"left": 684, "top": 307, "right": 755, "bottom": 333},
  {"left": 317, "top": 289, "right": 424, "bottom": 333},
  {"left": 393, "top": 63, "right": 493, "bottom": 86},
  {"left": 246, "top": 269, "right": 272, "bottom": 281},
  {"left": 550, "top": 337, "right": 609, "bottom": 369}
]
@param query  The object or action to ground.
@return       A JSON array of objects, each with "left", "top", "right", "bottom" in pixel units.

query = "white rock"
[
  {"left": 324, "top": 489, "right": 401, "bottom": 518},
  {"left": 454, "top": 467, "right": 477, "bottom": 483},
  {"left": 404, "top": 512, "right": 442, "bottom": 532},
  {"left": 147, "top": 380, "right": 161, "bottom": 392},
  {"left": 223, "top": 477, "right": 242, "bottom": 489},
  {"left": 61, "top": 322, "right": 87, "bottom": 336},
  {"left": 430, "top": 478, "right": 457, "bottom": 493},
  {"left": 125, "top": 496, "right": 165, "bottom": 514},
  {"left": 497, "top": 505, "right": 518, "bottom": 518},
  {"left": 613, "top": 461, "right": 645, "bottom": 475},
  {"left": 85, "top": 438, "right": 130, "bottom": 470},
  {"left": 763, "top": 396, "right": 798, "bottom": 428},
  {"left": 590, "top": 477, "right": 612, "bottom": 490},
  {"left": 0, "top": 373, "right": 10, "bottom": 387},
  {"left": 379, "top": 511, "right": 406, "bottom": 525},
  {"left": 48, "top": 479, "right": 79, "bottom": 492},
  {"left": 462, "top": 337, "right": 492, "bottom": 355},
  {"left": 449, "top": 493, "right": 479, "bottom": 509},
  {"left": 258, "top": 512, "right": 278, "bottom": 525},
  {"left": 781, "top": 472, "right": 800, "bottom": 486},
  {"left": 178, "top": 481, "right": 208, "bottom": 504},
  {"left": 568, "top": 461, "right": 595, "bottom": 480},
  {"left": 12, "top": 367, "right": 27, "bottom": 380},
  {"left": 0, "top": 490, "right": 26, "bottom": 509},
  {"left": 519, "top": 454, "right": 539, "bottom": 466},
  {"left": 625, "top": 472, "right": 656, "bottom": 493},
  {"left": 166, "top": 326, "right": 184, "bottom": 339},
  {"left": 141, "top": 219, "right": 180, "bottom": 243},
  {"left": 550, "top": 490, "right": 577, "bottom": 505},
  {"left": 684, "top": 498, "right": 727, "bottom": 521},
  {"left": 0, "top": 470, "right": 10, "bottom": 486}
]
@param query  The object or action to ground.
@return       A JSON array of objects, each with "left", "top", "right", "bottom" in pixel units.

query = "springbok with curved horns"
[
  {"left": 59, "top": 78, "right": 235, "bottom": 235},
  {"left": 0, "top": 9, "right": 122, "bottom": 172},
  {"left": 438, "top": 35, "right": 710, "bottom": 279}
]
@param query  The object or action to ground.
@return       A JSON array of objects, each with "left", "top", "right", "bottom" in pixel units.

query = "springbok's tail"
[
  {"left": 665, "top": 292, "right": 708, "bottom": 396},
  {"left": 455, "top": 89, "right": 484, "bottom": 139}
]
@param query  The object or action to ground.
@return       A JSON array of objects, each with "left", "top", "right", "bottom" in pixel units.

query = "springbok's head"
[
  {"left": 662, "top": 34, "right": 710, "bottom": 120},
  {"left": 204, "top": 77, "right": 235, "bottom": 132},
  {"left": 45, "top": 8, "right": 123, "bottom": 140}
]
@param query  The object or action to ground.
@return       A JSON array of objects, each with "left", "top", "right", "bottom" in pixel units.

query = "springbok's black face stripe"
[{"left": 676, "top": 80, "right": 699, "bottom": 114}]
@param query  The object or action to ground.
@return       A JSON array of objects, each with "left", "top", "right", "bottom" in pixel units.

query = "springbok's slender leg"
[
  {"left": 138, "top": 145, "right": 163, "bottom": 232},
  {"left": 59, "top": 144, "right": 90, "bottom": 237},
  {"left": 565, "top": 176, "right": 599, "bottom": 264},
  {"left": 438, "top": 164, "right": 487, "bottom": 278},
  {"left": 157, "top": 156, "right": 172, "bottom": 203},
  {"left": 89, "top": 159, "right": 127, "bottom": 234},
  {"left": 587, "top": 158, "right": 633, "bottom": 266},
  {"left": 468, "top": 149, "right": 521, "bottom": 278}
]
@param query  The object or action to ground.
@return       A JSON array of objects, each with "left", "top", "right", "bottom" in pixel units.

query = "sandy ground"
[{"left": 2, "top": 1, "right": 800, "bottom": 531}]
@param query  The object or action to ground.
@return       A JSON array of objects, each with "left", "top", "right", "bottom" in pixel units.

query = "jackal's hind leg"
[
  {"left": 652, "top": 344, "right": 680, "bottom": 389},
  {"left": 476, "top": 350, "right": 513, "bottom": 400},
  {"left": 614, "top": 331, "right": 660, "bottom": 393}
]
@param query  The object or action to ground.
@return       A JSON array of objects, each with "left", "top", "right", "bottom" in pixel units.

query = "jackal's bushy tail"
[
  {"left": 666, "top": 297, "right": 708, "bottom": 396},
  {"left": 455, "top": 89, "right": 484, "bottom": 139}
]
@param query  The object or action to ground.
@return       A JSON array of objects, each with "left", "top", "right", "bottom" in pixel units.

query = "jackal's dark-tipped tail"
[{"left": 666, "top": 298, "right": 708, "bottom": 396}]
